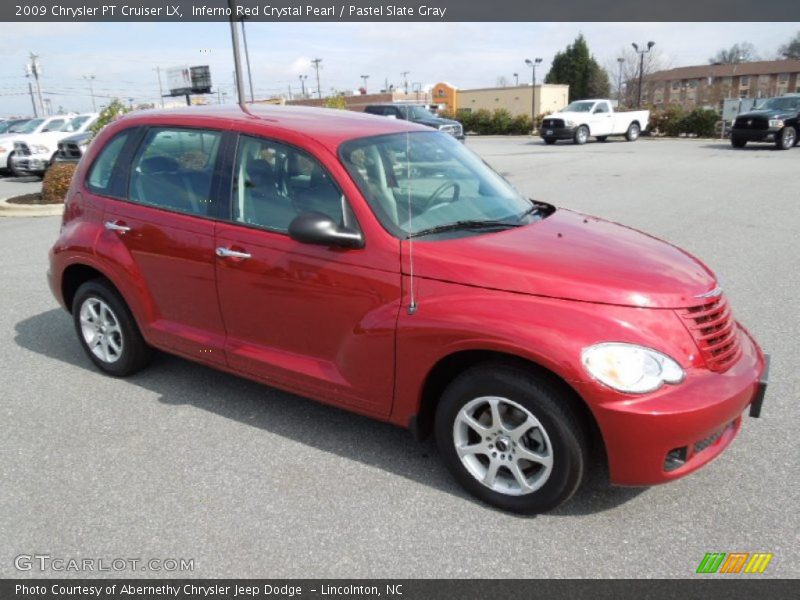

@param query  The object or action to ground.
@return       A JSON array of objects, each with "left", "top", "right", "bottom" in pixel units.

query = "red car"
[{"left": 48, "top": 106, "right": 768, "bottom": 513}]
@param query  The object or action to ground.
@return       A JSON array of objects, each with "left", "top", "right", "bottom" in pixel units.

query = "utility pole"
[
  {"left": 311, "top": 58, "right": 323, "bottom": 99},
  {"left": 83, "top": 75, "right": 97, "bottom": 111},
  {"left": 240, "top": 18, "right": 255, "bottom": 102},
  {"left": 227, "top": 0, "right": 246, "bottom": 106},
  {"left": 401, "top": 71, "right": 410, "bottom": 94},
  {"left": 27, "top": 81, "right": 38, "bottom": 117},
  {"left": 616, "top": 57, "right": 625, "bottom": 106},
  {"left": 384, "top": 77, "right": 389, "bottom": 93},
  {"left": 154, "top": 67, "right": 164, "bottom": 108},
  {"left": 25, "top": 53, "right": 45, "bottom": 116},
  {"left": 632, "top": 41, "right": 655, "bottom": 108},
  {"left": 360, "top": 74, "right": 369, "bottom": 93},
  {"left": 299, "top": 74, "right": 307, "bottom": 97}
]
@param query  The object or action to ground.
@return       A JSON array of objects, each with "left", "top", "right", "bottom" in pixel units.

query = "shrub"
[
  {"left": 491, "top": 109, "right": 514, "bottom": 135},
  {"left": 649, "top": 105, "right": 720, "bottom": 137},
  {"left": 680, "top": 108, "right": 719, "bottom": 138},
  {"left": 510, "top": 114, "right": 533, "bottom": 135},
  {"left": 41, "top": 162, "right": 77, "bottom": 204},
  {"left": 323, "top": 95, "right": 347, "bottom": 109},
  {"left": 89, "top": 98, "right": 131, "bottom": 137}
]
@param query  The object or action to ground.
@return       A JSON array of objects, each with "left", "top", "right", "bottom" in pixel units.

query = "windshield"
[
  {"left": 16, "top": 118, "right": 44, "bottom": 134},
  {"left": 402, "top": 105, "right": 434, "bottom": 120},
  {"left": 755, "top": 97, "right": 800, "bottom": 111},
  {"left": 340, "top": 131, "right": 537, "bottom": 238},
  {"left": 564, "top": 101, "right": 595, "bottom": 113},
  {"left": 62, "top": 115, "right": 92, "bottom": 132}
]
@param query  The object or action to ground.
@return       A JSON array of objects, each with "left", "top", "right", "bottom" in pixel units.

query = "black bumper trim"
[
  {"left": 539, "top": 126, "right": 576, "bottom": 140},
  {"left": 749, "top": 354, "right": 769, "bottom": 418}
]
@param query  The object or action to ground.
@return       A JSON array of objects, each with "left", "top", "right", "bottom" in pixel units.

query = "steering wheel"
[{"left": 422, "top": 181, "right": 460, "bottom": 212}]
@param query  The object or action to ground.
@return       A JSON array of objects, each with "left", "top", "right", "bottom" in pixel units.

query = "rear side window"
[
  {"left": 87, "top": 132, "right": 130, "bottom": 194},
  {"left": 128, "top": 128, "right": 222, "bottom": 217}
]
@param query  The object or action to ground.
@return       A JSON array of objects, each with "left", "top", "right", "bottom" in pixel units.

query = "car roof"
[{"left": 117, "top": 104, "right": 426, "bottom": 151}]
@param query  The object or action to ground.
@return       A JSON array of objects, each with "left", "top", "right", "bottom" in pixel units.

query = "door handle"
[
  {"left": 216, "top": 247, "right": 252, "bottom": 259},
  {"left": 104, "top": 220, "right": 131, "bottom": 233}
]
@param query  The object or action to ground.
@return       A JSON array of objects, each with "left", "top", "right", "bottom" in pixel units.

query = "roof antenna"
[{"left": 406, "top": 130, "right": 418, "bottom": 315}]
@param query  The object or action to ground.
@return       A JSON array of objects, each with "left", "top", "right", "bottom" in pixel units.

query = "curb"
[{"left": 0, "top": 197, "right": 64, "bottom": 217}]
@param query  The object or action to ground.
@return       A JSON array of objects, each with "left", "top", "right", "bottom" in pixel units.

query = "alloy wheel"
[
  {"left": 79, "top": 297, "right": 124, "bottom": 364},
  {"left": 453, "top": 396, "right": 554, "bottom": 496}
]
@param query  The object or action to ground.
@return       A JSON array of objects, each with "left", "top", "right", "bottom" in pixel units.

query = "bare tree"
[
  {"left": 496, "top": 76, "right": 509, "bottom": 88},
  {"left": 709, "top": 42, "right": 759, "bottom": 64},
  {"left": 607, "top": 46, "right": 670, "bottom": 108}
]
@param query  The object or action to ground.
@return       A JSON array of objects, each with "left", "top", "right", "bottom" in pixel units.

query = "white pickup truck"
[
  {"left": 9, "top": 113, "right": 97, "bottom": 177},
  {"left": 539, "top": 99, "right": 650, "bottom": 145}
]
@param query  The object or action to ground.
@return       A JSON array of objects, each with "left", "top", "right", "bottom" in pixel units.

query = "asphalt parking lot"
[{"left": 1, "top": 137, "right": 797, "bottom": 579}]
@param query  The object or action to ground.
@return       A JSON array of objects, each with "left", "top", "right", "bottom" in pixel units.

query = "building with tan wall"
[
  {"left": 644, "top": 60, "right": 800, "bottom": 110},
  {"left": 432, "top": 82, "right": 569, "bottom": 118}
]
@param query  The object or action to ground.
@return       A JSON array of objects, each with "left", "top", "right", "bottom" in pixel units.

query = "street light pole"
[
  {"left": 154, "top": 67, "right": 164, "bottom": 108},
  {"left": 513, "top": 72, "right": 519, "bottom": 86},
  {"left": 632, "top": 41, "right": 655, "bottom": 108},
  {"left": 299, "top": 74, "right": 307, "bottom": 98},
  {"left": 83, "top": 75, "right": 96, "bottom": 111},
  {"left": 616, "top": 57, "right": 624, "bottom": 106},
  {"left": 401, "top": 71, "right": 410, "bottom": 94},
  {"left": 360, "top": 74, "right": 369, "bottom": 93},
  {"left": 524, "top": 58, "right": 542, "bottom": 122}
]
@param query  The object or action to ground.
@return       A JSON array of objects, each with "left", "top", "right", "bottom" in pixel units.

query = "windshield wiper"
[{"left": 407, "top": 219, "right": 523, "bottom": 239}]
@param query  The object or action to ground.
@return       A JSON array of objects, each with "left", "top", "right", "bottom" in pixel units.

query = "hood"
[
  {"left": 407, "top": 209, "right": 717, "bottom": 309},
  {"left": 414, "top": 116, "right": 459, "bottom": 127},
  {"left": 544, "top": 111, "right": 592, "bottom": 123},
  {"left": 737, "top": 108, "right": 796, "bottom": 120}
]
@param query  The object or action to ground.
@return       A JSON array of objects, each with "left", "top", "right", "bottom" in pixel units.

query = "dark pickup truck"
[
  {"left": 364, "top": 104, "right": 464, "bottom": 140},
  {"left": 731, "top": 94, "right": 800, "bottom": 150}
]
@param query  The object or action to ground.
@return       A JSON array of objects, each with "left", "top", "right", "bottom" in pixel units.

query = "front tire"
[
  {"left": 72, "top": 279, "right": 153, "bottom": 377},
  {"left": 573, "top": 126, "right": 589, "bottom": 145},
  {"left": 435, "top": 364, "right": 588, "bottom": 513},
  {"left": 776, "top": 126, "right": 797, "bottom": 150},
  {"left": 731, "top": 137, "right": 747, "bottom": 148},
  {"left": 543, "top": 138, "right": 557, "bottom": 145},
  {"left": 625, "top": 122, "right": 641, "bottom": 141}
]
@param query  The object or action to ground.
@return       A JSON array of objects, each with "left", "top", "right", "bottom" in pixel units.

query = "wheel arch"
[{"left": 411, "top": 349, "right": 606, "bottom": 459}]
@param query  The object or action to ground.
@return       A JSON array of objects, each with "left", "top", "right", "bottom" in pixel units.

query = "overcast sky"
[{"left": 1, "top": 22, "right": 798, "bottom": 116}]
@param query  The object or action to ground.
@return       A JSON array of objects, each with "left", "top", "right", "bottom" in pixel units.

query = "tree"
[
  {"left": 496, "top": 76, "right": 509, "bottom": 88},
  {"left": 778, "top": 31, "right": 800, "bottom": 59},
  {"left": 545, "top": 34, "right": 610, "bottom": 100},
  {"left": 323, "top": 95, "right": 347, "bottom": 109},
  {"left": 708, "top": 42, "right": 758, "bottom": 64},
  {"left": 88, "top": 98, "right": 131, "bottom": 137},
  {"left": 608, "top": 46, "right": 671, "bottom": 108}
]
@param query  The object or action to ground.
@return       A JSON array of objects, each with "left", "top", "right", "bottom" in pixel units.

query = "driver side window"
[
  {"left": 594, "top": 103, "right": 609, "bottom": 114},
  {"left": 231, "top": 136, "right": 346, "bottom": 233}
]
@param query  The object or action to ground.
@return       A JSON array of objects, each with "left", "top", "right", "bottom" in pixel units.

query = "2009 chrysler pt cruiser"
[{"left": 48, "top": 105, "right": 768, "bottom": 513}]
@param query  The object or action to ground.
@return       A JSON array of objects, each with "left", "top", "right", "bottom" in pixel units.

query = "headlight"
[
  {"left": 581, "top": 343, "right": 685, "bottom": 393},
  {"left": 564, "top": 120, "right": 576, "bottom": 127},
  {"left": 30, "top": 144, "right": 49, "bottom": 154},
  {"left": 768, "top": 119, "right": 784, "bottom": 128}
]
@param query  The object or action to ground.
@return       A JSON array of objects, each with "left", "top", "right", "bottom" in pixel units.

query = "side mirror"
[{"left": 288, "top": 212, "right": 364, "bottom": 249}]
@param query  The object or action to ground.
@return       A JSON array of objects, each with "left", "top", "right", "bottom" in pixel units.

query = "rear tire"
[
  {"left": 435, "top": 363, "right": 588, "bottom": 513},
  {"left": 543, "top": 138, "right": 557, "bottom": 145},
  {"left": 776, "top": 126, "right": 796, "bottom": 150},
  {"left": 731, "top": 137, "right": 747, "bottom": 148},
  {"left": 72, "top": 279, "right": 153, "bottom": 377},
  {"left": 625, "top": 123, "right": 641, "bottom": 141},
  {"left": 573, "top": 126, "right": 589, "bottom": 145}
]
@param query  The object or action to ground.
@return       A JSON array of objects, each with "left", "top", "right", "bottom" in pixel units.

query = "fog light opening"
[{"left": 664, "top": 447, "right": 687, "bottom": 472}]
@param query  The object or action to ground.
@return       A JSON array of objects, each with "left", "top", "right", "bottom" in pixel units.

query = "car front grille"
[
  {"left": 694, "top": 422, "right": 732, "bottom": 454},
  {"left": 14, "top": 142, "right": 31, "bottom": 156},
  {"left": 679, "top": 295, "right": 741, "bottom": 372},
  {"left": 542, "top": 119, "right": 565, "bottom": 129},
  {"left": 733, "top": 117, "right": 768, "bottom": 130},
  {"left": 58, "top": 142, "right": 83, "bottom": 159}
]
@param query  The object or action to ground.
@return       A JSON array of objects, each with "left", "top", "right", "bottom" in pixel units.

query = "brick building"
[{"left": 644, "top": 60, "right": 800, "bottom": 110}]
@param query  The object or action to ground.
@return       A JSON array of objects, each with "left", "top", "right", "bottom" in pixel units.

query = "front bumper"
[
  {"left": 539, "top": 125, "right": 576, "bottom": 140},
  {"left": 576, "top": 325, "right": 767, "bottom": 486},
  {"left": 731, "top": 129, "right": 780, "bottom": 143},
  {"left": 10, "top": 154, "right": 50, "bottom": 174}
]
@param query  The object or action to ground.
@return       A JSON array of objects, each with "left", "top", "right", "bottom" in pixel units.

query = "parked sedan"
[{"left": 48, "top": 105, "right": 767, "bottom": 513}]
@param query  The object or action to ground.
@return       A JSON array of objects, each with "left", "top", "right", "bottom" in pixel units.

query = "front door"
[{"left": 214, "top": 134, "right": 401, "bottom": 415}]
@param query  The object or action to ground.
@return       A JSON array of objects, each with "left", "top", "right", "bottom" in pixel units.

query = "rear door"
[
  {"left": 97, "top": 125, "right": 231, "bottom": 364},
  {"left": 213, "top": 133, "right": 401, "bottom": 415}
]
